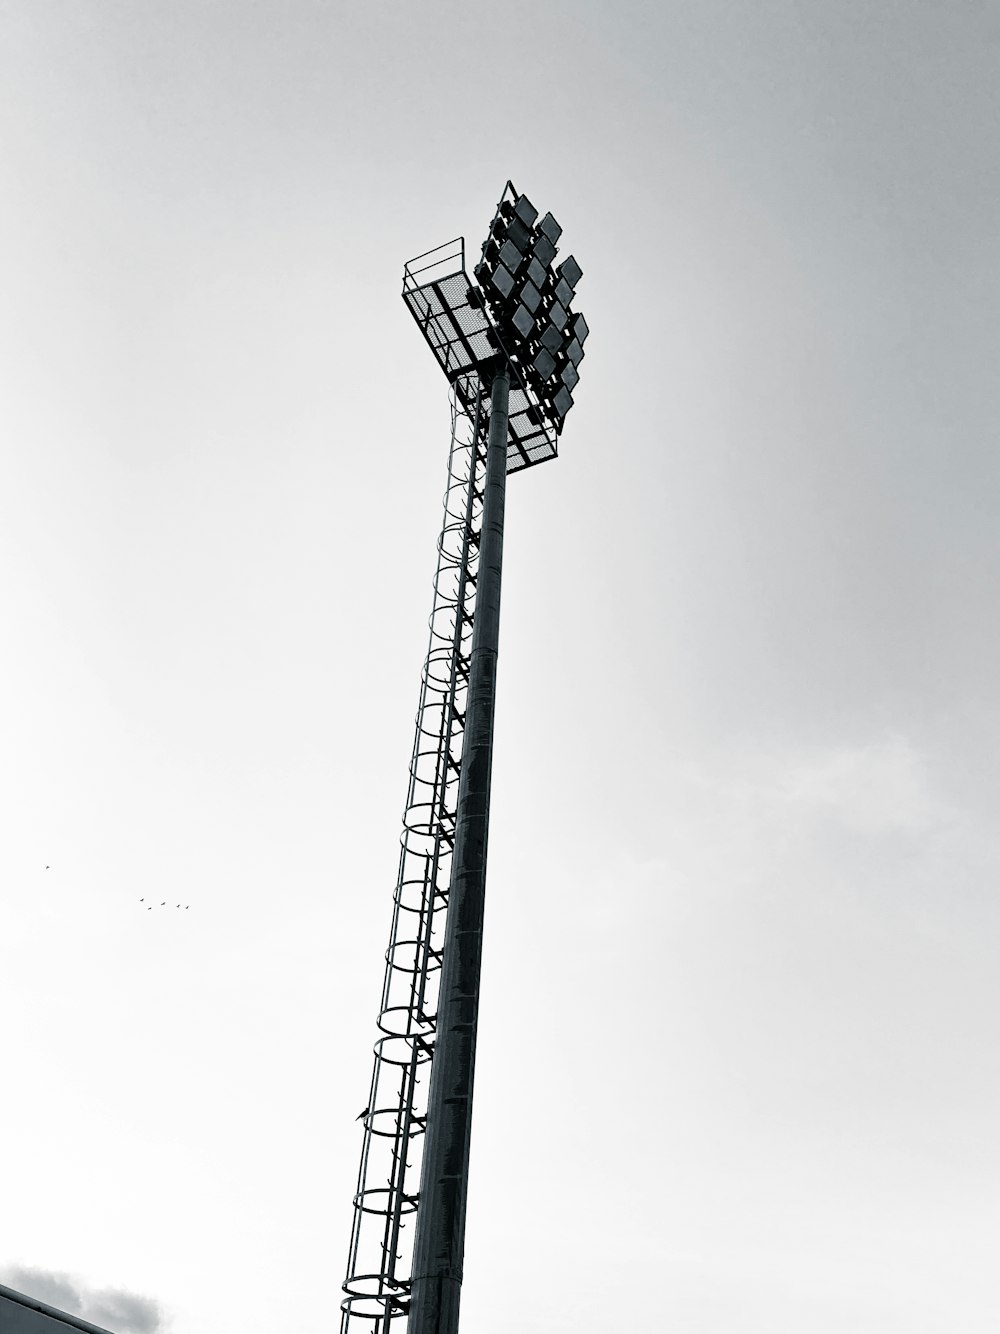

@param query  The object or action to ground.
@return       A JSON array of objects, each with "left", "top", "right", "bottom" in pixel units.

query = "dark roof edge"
[{"left": 0, "top": 1283, "right": 119, "bottom": 1334}]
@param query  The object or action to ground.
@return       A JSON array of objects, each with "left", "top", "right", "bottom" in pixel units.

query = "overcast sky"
[{"left": 2, "top": 3, "right": 999, "bottom": 1332}]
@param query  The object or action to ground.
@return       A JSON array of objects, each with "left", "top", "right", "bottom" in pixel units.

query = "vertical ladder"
[{"left": 341, "top": 376, "right": 487, "bottom": 1329}]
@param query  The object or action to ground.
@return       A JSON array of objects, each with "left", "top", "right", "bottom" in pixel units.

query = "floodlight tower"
[{"left": 340, "top": 183, "right": 588, "bottom": 1334}]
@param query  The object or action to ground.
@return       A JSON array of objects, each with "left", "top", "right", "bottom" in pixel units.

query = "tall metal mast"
[
  {"left": 341, "top": 186, "right": 588, "bottom": 1334},
  {"left": 407, "top": 361, "right": 509, "bottom": 1334}
]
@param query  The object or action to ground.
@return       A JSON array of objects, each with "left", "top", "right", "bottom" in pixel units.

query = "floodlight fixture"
[
  {"left": 540, "top": 323, "right": 563, "bottom": 355},
  {"left": 554, "top": 275, "right": 574, "bottom": 308},
  {"left": 513, "top": 193, "right": 538, "bottom": 227},
  {"left": 538, "top": 210, "right": 563, "bottom": 244},
  {"left": 559, "top": 254, "right": 584, "bottom": 288},
  {"left": 512, "top": 304, "right": 533, "bottom": 339},
  {"left": 506, "top": 215, "right": 532, "bottom": 252},
  {"left": 532, "top": 233, "right": 557, "bottom": 267},
  {"left": 520, "top": 280, "right": 542, "bottom": 314},
  {"left": 532, "top": 347, "right": 557, "bottom": 381},
  {"left": 498, "top": 237, "right": 523, "bottom": 273},
  {"left": 553, "top": 384, "right": 574, "bottom": 418},
  {"left": 526, "top": 255, "right": 547, "bottom": 289},
  {"left": 490, "top": 264, "right": 515, "bottom": 300}
]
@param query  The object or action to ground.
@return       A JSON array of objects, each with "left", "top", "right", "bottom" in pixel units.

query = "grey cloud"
[
  {"left": 4, "top": 1268, "right": 84, "bottom": 1314},
  {"left": 87, "top": 1289, "right": 162, "bottom": 1334},
  {"left": 3, "top": 1267, "right": 163, "bottom": 1334}
]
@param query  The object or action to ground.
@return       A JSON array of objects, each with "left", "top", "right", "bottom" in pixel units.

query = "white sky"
[{"left": 2, "top": 3, "right": 999, "bottom": 1332}]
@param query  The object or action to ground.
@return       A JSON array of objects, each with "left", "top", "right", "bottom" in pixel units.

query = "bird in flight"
[{"left": 45, "top": 865, "right": 50, "bottom": 870}]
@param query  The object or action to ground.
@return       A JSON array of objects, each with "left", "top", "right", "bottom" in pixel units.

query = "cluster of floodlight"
[{"left": 471, "top": 187, "right": 588, "bottom": 433}]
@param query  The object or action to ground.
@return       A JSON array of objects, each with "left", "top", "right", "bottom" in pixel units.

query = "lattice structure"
[{"left": 340, "top": 378, "right": 487, "bottom": 1330}]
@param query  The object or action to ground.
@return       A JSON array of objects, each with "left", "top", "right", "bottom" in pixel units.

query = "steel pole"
[{"left": 407, "top": 363, "right": 510, "bottom": 1334}]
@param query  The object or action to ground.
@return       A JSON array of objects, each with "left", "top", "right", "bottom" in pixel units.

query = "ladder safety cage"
[{"left": 340, "top": 374, "right": 487, "bottom": 1331}]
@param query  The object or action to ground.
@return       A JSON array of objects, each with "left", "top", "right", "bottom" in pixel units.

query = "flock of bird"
[{"left": 45, "top": 868, "right": 190, "bottom": 911}]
